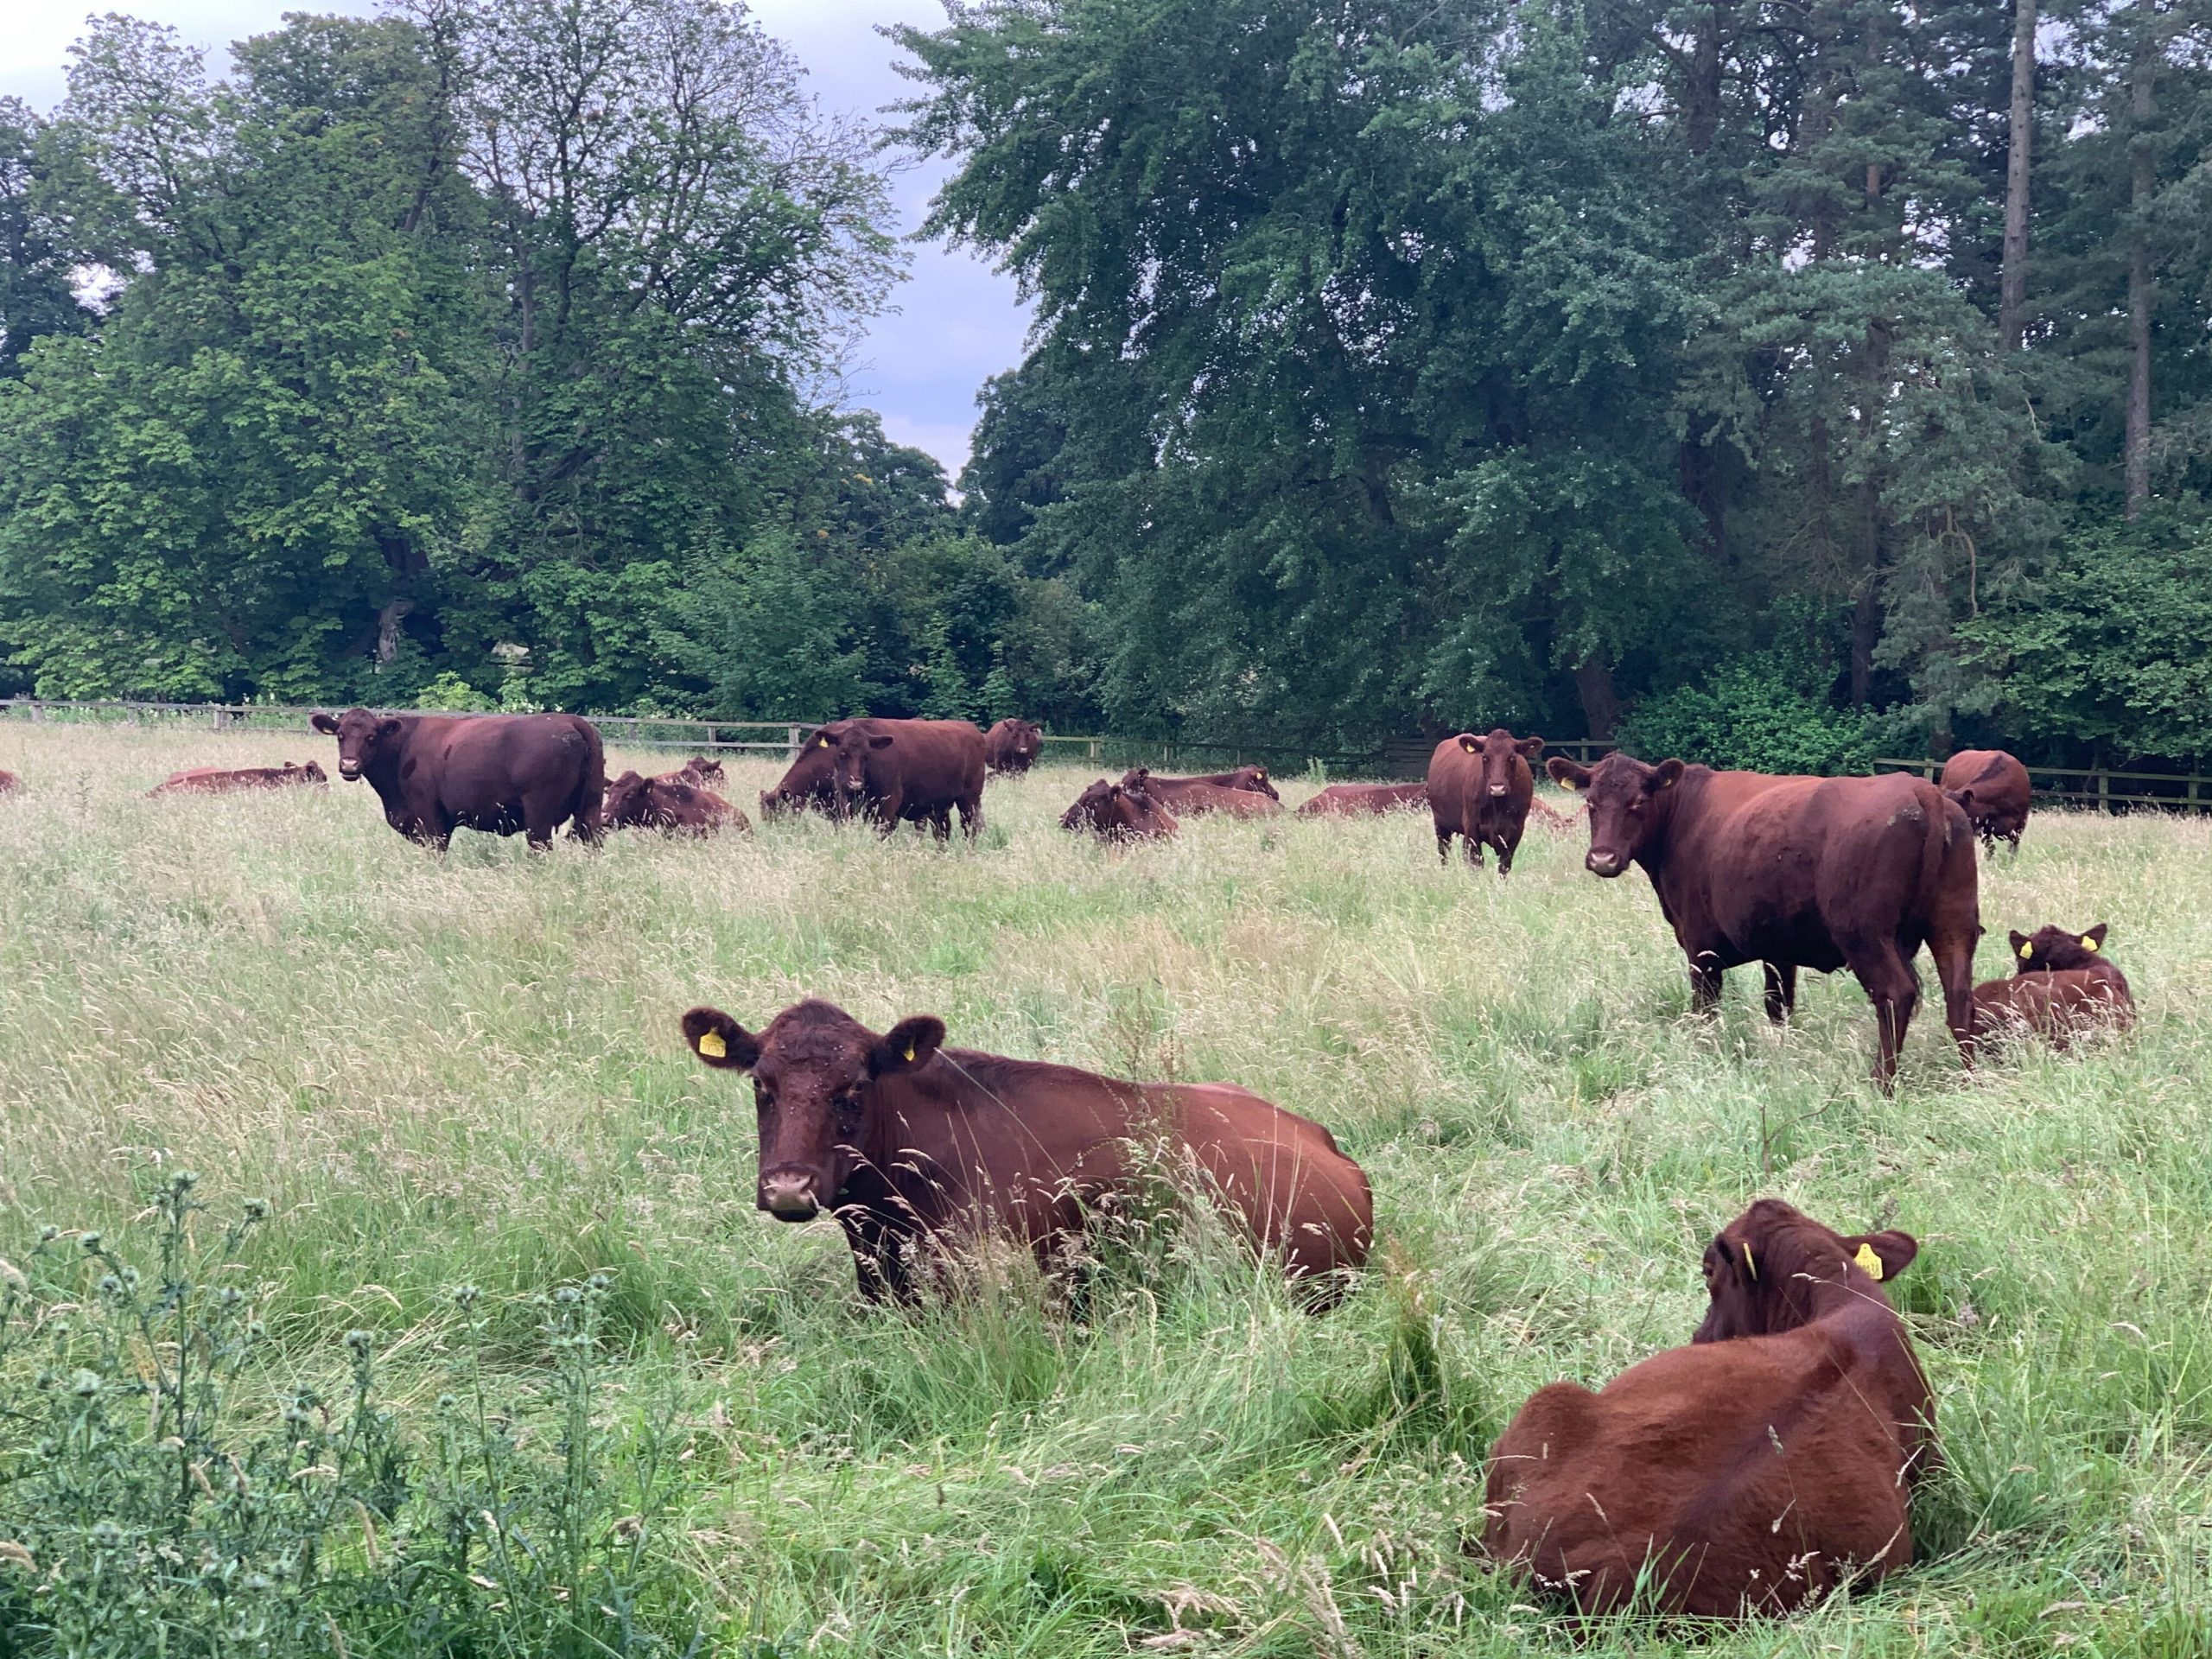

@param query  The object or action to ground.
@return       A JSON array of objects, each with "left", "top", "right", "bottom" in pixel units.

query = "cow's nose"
[
  {"left": 1586, "top": 850, "right": 1622, "bottom": 876},
  {"left": 339, "top": 761, "right": 360, "bottom": 779},
  {"left": 1488, "top": 784, "right": 1508, "bottom": 796},
  {"left": 760, "top": 1173, "right": 818, "bottom": 1220}
]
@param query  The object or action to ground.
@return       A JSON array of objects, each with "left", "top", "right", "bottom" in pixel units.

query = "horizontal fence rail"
[{"left": 1872, "top": 757, "right": 2212, "bottom": 814}]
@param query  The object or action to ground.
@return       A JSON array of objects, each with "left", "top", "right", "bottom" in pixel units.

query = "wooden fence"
[{"left": 1872, "top": 757, "right": 2212, "bottom": 814}]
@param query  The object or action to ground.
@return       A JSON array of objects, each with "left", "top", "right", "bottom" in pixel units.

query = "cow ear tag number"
[
  {"left": 697, "top": 1031, "right": 728, "bottom": 1058},
  {"left": 1853, "top": 1242, "right": 1885, "bottom": 1281}
]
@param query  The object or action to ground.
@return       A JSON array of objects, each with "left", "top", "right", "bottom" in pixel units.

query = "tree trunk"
[
  {"left": 2126, "top": 15, "right": 2157, "bottom": 518},
  {"left": 1682, "top": 3, "right": 1726, "bottom": 157},
  {"left": 1999, "top": 0, "right": 2036, "bottom": 350},
  {"left": 1573, "top": 658, "right": 1622, "bottom": 740},
  {"left": 376, "top": 598, "right": 416, "bottom": 665}
]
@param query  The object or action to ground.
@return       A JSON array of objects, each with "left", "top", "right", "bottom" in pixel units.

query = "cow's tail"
[{"left": 573, "top": 718, "right": 607, "bottom": 844}]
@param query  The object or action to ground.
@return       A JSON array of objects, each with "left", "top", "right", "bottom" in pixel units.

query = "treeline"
[
  {"left": 3, "top": 2, "right": 2210, "bottom": 767},
  {"left": 0, "top": 0, "right": 1096, "bottom": 728},
  {"left": 908, "top": 0, "right": 2212, "bottom": 768}
]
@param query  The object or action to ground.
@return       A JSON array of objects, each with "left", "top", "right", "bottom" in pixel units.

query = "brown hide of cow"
[
  {"left": 1427, "top": 730, "right": 1542, "bottom": 872},
  {"left": 310, "top": 709, "right": 604, "bottom": 849},
  {"left": 148, "top": 762, "right": 328, "bottom": 796},
  {"left": 1940, "top": 749, "right": 2031, "bottom": 854},
  {"left": 1296, "top": 782, "right": 1430, "bottom": 817},
  {"left": 670, "top": 755, "right": 726, "bottom": 787},
  {"left": 603, "top": 769, "right": 748, "bottom": 835},
  {"left": 761, "top": 723, "right": 853, "bottom": 819},
  {"left": 1548, "top": 752, "right": 1980, "bottom": 1088},
  {"left": 0, "top": 769, "right": 18, "bottom": 795},
  {"left": 679, "top": 998, "right": 1371, "bottom": 1304},
  {"left": 1119, "top": 769, "right": 1283, "bottom": 817},
  {"left": 832, "top": 719, "right": 988, "bottom": 840},
  {"left": 985, "top": 718, "right": 1045, "bottom": 775},
  {"left": 1061, "top": 779, "right": 1179, "bottom": 841},
  {"left": 1484, "top": 1199, "right": 1933, "bottom": 1618},
  {"left": 1972, "top": 922, "right": 2135, "bottom": 1046},
  {"left": 1119, "top": 766, "right": 1279, "bottom": 804}
]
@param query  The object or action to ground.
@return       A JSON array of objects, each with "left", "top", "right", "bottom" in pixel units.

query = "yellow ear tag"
[
  {"left": 2018, "top": 941, "right": 2034, "bottom": 960},
  {"left": 1742, "top": 1242, "right": 1757, "bottom": 1281},
  {"left": 903, "top": 1046, "right": 916, "bottom": 1063},
  {"left": 2082, "top": 937, "right": 2098, "bottom": 952},
  {"left": 1853, "top": 1242, "right": 1885, "bottom": 1281},
  {"left": 818, "top": 736, "right": 830, "bottom": 747},
  {"left": 696, "top": 1031, "right": 727, "bottom": 1059}
]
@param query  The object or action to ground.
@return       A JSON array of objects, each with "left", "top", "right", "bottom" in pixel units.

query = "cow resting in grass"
[
  {"left": 1483, "top": 1199, "right": 1934, "bottom": 1618},
  {"left": 602, "top": 769, "right": 748, "bottom": 835},
  {"left": 311, "top": 709, "right": 603, "bottom": 849},
  {"left": 1548, "top": 752, "right": 1980, "bottom": 1087},
  {"left": 1427, "top": 729, "right": 1543, "bottom": 872},
  {"left": 149, "top": 762, "right": 327, "bottom": 796},
  {"left": 1296, "top": 782, "right": 1429, "bottom": 817},
  {"left": 1120, "top": 768, "right": 1282, "bottom": 817},
  {"left": 1060, "top": 779, "right": 1179, "bottom": 841},
  {"left": 1972, "top": 922, "right": 2134, "bottom": 1046},
  {"left": 680, "top": 998, "right": 1372, "bottom": 1304}
]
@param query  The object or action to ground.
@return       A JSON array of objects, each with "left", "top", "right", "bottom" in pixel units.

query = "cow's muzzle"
[
  {"left": 338, "top": 760, "right": 361, "bottom": 780},
  {"left": 1586, "top": 850, "right": 1624, "bottom": 877},
  {"left": 1487, "top": 783, "right": 1508, "bottom": 797},
  {"left": 759, "top": 1171, "right": 820, "bottom": 1221}
]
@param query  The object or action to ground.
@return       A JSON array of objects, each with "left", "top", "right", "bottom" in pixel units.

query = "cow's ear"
[
  {"left": 872, "top": 1015, "right": 945, "bottom": 1076},
  {"left": 681, "top": 1007, "right": 760, "bottom": 1071},
  {"left": 378, "top": 717, "right": 404, "bottom": 741},
  {"left": 1518, "top": 735, "right": 1546, "bottom": 758},
  {"left": 311, "top": 712, "right": 340, "bottom": 734},
  {"left": 1948, "top": 785, "right": 1974, "bottom": 812},
  {"left": 1650, "top": 759, "right": 1686, "bottom": 791},
  {"left": 1548, "top": 758, "right": 1592, "bottom": 791},
  {"left": 2010, "top": 930, "right": 2032, "bottom": 961},
  {"left": 1843, "top": 1230, "right": 1916, "bottom": 1282},
  {"left": 2082, "top": 923, "right": 2108, "bottom": 952},
  {"left": 868, "top": 734, "right": 894, "bottom": 750},
  {"left": 1458, "top": 733, "right": 1478, "bottom": 753}
]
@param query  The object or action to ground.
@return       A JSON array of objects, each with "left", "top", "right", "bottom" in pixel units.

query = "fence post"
[
  {"left": 2097, "top": 769, "right": 2110, "bottom": 815},
  {"left": 2190, "top": 774, "right": 2202, "bottom": 813},
  {"left": 786, "top": 724, "right": 799, "bottom": 760}
]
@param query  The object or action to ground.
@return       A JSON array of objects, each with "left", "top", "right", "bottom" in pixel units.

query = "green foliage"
[{"left": 1616, "top": 652, "right": 1885, "bottom": 775}]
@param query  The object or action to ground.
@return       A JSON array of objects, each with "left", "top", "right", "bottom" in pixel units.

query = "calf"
[
  {"left": 1120, "top": 768, "right": 1283, "bottom": 817},
  {"left": 603, "top": 769, "right": 748, "bottom": 835},
  {"left": 680, "top": 998, "right": 1371, "bottom": 1302},
  {"left": 1484, "top": 1199, "right": 1933, "bottom": 1618},
  {"left": 1296, "top": 782, "right": 1429, "bottom": 817},
  {"left": 985, "top": 717, "right": 1045, "bottom": 775},
  {"left": 1940, "top": 749, "right": 2031, "bottom": 854},
  {"left": 669, "top": 754, "right": 726, "bottom": 787},
  {"left": 1427, "top": 729, "right": 1543, "bottom": 872},
  {"left": 1972, "top": 922, "right": 2134, "bottom": 1046},
  {"left": 1548, "top": 752, "right": 1980, "bottom": 1086},
  {"left": 310, "top": 709, "right": 604, "bottom": 849},
  {"left": 1061, "top": 778, "right": 1179, "bottom": 841},
  {"left": 831, "top": 718, "right": 988, "bottom": 839},
  {"left": 148, "top": 761, "right": 327, "bottom": 797}
]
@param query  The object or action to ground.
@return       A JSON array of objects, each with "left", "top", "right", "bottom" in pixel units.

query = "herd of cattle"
[{"left": 0, "top": 714, "right": 2140, "bottom": 1619}]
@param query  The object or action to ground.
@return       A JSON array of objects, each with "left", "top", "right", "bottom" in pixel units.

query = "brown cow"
[
  {"left": 985, "top": 717, "right": 1045, "bottom": 775},
  {"left": 1120, "top": 768, "right": 1283, "bottom": 817},
  {"left": 1295, "top": 782, "right": 1429, "bottom": 817},
  {"left": 0, "top": 769, "right": 17, "bottom": 795},
  {"left": 1060, "top": 778, "right": 1179, "bottom": 841},
  {"left": 310, "top": 709, "right": 604, "bottom": 849},
  {"left": 668, "top": 754, "right": 726, "bottom": 787},
  {"left": 1427, "top": 729, "right": 1543, "bottom": 872},
  {"left": 831, "top": 718, "right": 988, "bottom": 839},
  {"left": 1548, "top": 753, "right": 1980, "bottom": 1086},
  {"left": 678, "top": 998, "right": 1371, "bottom": 1302},
  {"left": 148, "top": 761, "right": 327, "bottom": 797},
  {"left": 1972, "top": 921, "right": 2135, "bottom": 1046},
  {"left": 761, "top": 723, "right": 852, "bottom": 819},
  {"left": 1484, "top": 1199, "right": 1933, "bottom": 1618},
  {"left": 603, "top": 769, "right": 749, "bottom": 835},
  {"left": 1940, "top": 749, "right": 2031, "bottom": 854}
]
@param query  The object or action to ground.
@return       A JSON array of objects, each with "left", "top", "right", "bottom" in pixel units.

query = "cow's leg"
[
  {"left": 1929, "top": 929, "right": 1979, "bottom": 1069},
  {"left": 961, "top": 794, "right": 984, "bottom": 841},
  {"left": 1463, "top": 832, "right": 1483, "bottom": 868},
  {"left": 1436, "top": 828, "right": 1454, "bottom": 865},
  {"left": 842, "top": 1214, "right": 912, "bottom": 1306},
  {"left": 1496, "top": 829, "right": 1520, "bottom": 876},
  {"left": 1688, "top": 950, "right": 1725, "bottom": 1017},
  {"left": 1846, "top": 943, "right": 1920, "bottom": 1090},
  {"left": 1762, "top": 962, "right": 1798, "bottom": 1024}
]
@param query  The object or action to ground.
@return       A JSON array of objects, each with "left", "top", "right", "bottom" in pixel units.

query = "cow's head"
[
  {"left": 682, "top": 1000, "right": 943, "bottom": 1222},
  {"left": 1458, "top": 728, "right": 1544, "bottom": 800},
  {"left": 1547, "top": 751, "right": 1682, "bottom": 876},
  {"left": 604, "top": 769, "right": 652, "bottom": 827},
  {"left": 1063, "top": 779, "right": 1173, "bottom": 839},
  {"left": 2009, "top": 922, "right": 2108, "bottom": 975},
  {"left": 682, "top": 755, "right": 726, "bottom": 785},
  {"left": 300, "top": 760, "right": 328, "bottom": 785},
  {"left": 310, "top": 709, "right": 404, "bottom": 782},
  {"left": 1228, "top": 765, "right": 1280, "bottom": 801},
  {"left": 1694, "top": 1198, "right": 1916, "bottom": 1343},
  {"left": 830, "top": 726, "right": 895, "bottom": 810}
]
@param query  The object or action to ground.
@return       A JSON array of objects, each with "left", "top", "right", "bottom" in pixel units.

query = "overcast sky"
[{"left": 0, "top": 1, "right": 1032, "bottom": 475}]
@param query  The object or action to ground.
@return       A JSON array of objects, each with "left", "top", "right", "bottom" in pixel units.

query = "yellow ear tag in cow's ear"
[
  {"left": 696, "top": 1031, "right": 727, "bottom": 1059},
  {"left": 818, "top": 736, "right": 831, "bottom": 747},
  {"left": 1854, "top": 1242, "right": 1885, "bottom": 1281},
  {"left": 2082, "top": 936, "right": 2099, "bottom": 952},
  {"left": 1742, "top": 1242, "right": 1757, "bottom": 1281},
  {"left": 2018, "top": 940, "right": 2034, "bottom": 960},
  {"left": 903, "top": 1046, "right": 916, "bottom": 1063}
]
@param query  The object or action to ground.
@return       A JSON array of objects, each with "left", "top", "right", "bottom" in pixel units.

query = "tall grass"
[{"left": 3, "top": 723, "right": 2210, "bottom": 1655}]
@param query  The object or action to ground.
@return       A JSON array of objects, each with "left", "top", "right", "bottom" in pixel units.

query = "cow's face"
[
  {"left": 683, "top": 756, "right": 726, "bottom": 785},
  {"left": 1230, "top": 766, "right": 1280, "bottom": 801},
  {"left": 605, "top": 770, "right": 652, "bottom": 826},
  {"left": 301, "top": 760, "right": 328, "bottom": 785},
  {"left": 1548, "top": 752, "right": 1681, "bottom": 876},
  {"left": 1694, "top": 1198, "right": 1916, "bottom": 1343},
  {"left": 832, "top": 729, "right": 894, "bottom": 809},
  {"left": 310, "top": 709, "right": 404, "bottom": 781},
  {"left": 2010, "top": 923, "right": 2107, "bottom": 975},
  {"left": 1065, "top": 779, "right": 1170, "bottom": 838},
  {"left": 1459, "top": 729, "right": 1543, "bottom": 801},
  {"left": 682, "top": 1001, "right": 943, "bottom": 1222}
]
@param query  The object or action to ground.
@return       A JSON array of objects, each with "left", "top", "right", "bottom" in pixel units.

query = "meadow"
[{"left": 3, "top": 720, "right": 2210, "bottom": 1656}]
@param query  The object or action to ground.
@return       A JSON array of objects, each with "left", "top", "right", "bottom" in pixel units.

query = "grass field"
[{"left": 3, "top": 720, "right": 2211, "bottom": 1656}]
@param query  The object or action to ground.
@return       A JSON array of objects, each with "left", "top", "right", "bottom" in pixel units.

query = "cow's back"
[
  {"left": 1972, "top": 963, "right": 2134, "bottom": 1040},
  {"left": 1172, "top": 1084, "right": 1371, "bottom": 1276},
  {"left": 865, "top": 719, "right": 987, "bottom": 806}
]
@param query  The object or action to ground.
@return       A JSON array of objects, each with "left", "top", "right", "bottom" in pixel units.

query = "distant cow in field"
[
  {"left": 149, "top": 762, "right": 327, "bottom": 797},
  {"left": 1060, "top": 778, "right": 1179, "bottom": 841},
  {"left": 679, "top": 997, "right": 1371, "bottom": 1303},
  {"left": 1940, "top": 749, "right": 2031, "bottom": 854},
  {"left": 1548, "top": 752, "right": 1980, "bottom": 1086},
  {"left": 1484, "top": 1198, "right": 1933, "bottom": 1618},
  {"left": 1427, "top": 729, "right": 1544, "bottom": 872},
  {"left": 1120, "top": 768, "right": 1282, "bottom": 817},
  {"left": 761, "top": 723, "right": 851, "bottom": 819},
  {"left": 985, "top": 718, "right": 1045, "bottom": 775},
  {"left": 310, "top": 709, "right": 604, "bottom": 849},
  {"left": 667, "top": 754, "right": 726, "bottom": 787},
  {"left": 831, "top": 718, "right": 988, "bottom": 839},
  {"left": 0, "top": 769, "right": 18, "bottom": 795},
  {"left": 1296, "top": 782, "right": 1429, "bottom": 817},
  {"left": 603, "top": 769, "right": 748, "bottom": 836},
  {"left": 1972, "top": 921, "right": 2135, "bottom": 1046}
]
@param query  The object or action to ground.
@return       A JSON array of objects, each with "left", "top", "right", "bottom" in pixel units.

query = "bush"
[{"left": 1617, "top": 650, "right": 1881, "bottom": 775}]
